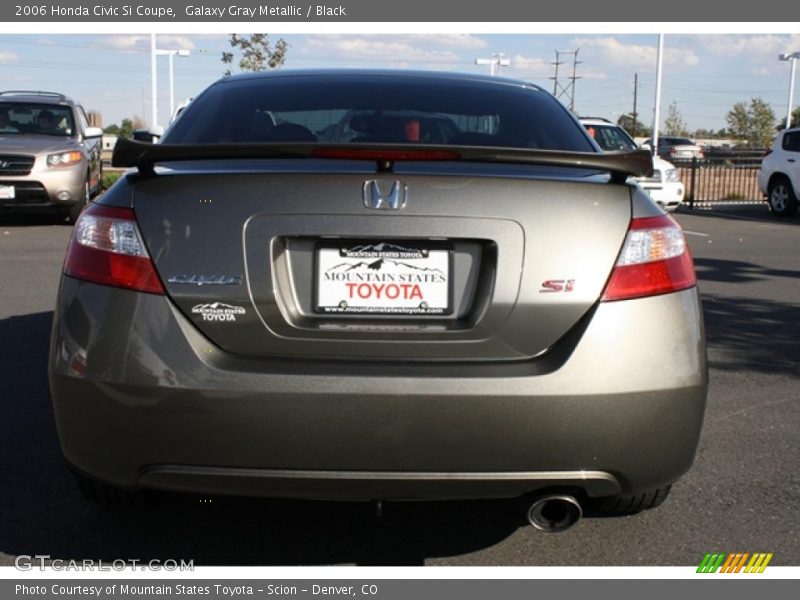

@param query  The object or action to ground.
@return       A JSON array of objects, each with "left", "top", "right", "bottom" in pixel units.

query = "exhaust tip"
[{"left": 527, "top": 495, "right": 583, "bottom": 533}]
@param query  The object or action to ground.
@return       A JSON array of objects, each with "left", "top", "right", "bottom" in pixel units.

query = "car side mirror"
[{"left": 84, "top": 127, "right": 104, "bottom": 138}]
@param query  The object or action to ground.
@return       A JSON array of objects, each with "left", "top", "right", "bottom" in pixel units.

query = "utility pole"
[
  {"left": 550, "top": 49, "right": 581, "bottom": 112},
  {"left": 632, "top": 73, "right": 638, "bottom": 138},
  {"left": 551, "top": 51, "right": 562, "bottom": 95}
]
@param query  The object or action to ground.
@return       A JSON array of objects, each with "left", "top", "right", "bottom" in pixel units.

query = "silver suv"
[{"left": 0, "top": 91, "right": 103, "bottom": 222}]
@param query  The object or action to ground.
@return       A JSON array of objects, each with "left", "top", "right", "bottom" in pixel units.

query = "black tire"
[
  {"left": 586, "top": 485, "right": 672, "bottom": 516},
  {"left": 74, "top": 473, "right": 149, "bottom": 508},
  {"left": 66, "top": 179, "right": 90, "bottom": 224},
  {"left": 767, "top": 176, "right": 799, "bottom": 217}
]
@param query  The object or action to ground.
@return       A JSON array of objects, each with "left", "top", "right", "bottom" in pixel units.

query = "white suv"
[
  {"left": 580, "top": 118, "right": 685, "bottom": 211},
  {"left": 758, "top": 127, "right": 800, "bottom": 217}
]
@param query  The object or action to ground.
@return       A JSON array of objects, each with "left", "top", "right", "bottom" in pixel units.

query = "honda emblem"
[{"left": 362, "top": 180, "right": 408, "bottom": 210}]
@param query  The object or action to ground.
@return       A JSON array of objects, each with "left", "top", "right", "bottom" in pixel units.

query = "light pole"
[
  {"left": 155, "top": 48, "right": 191, "bottom": 119},
  {"left": 652, "top": 34, "right": 664, "bottom": 157},
  {"left": 779, "top": 51, "right": 800, "bottom": 128},
  {"left": 475, "top": 53, "right": 511, "bottom": 77},
  {"left": 150, "top": 34, "right": 157, "bottom": 129}
]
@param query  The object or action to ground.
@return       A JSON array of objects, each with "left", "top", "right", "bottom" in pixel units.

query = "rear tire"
[
  {"left": 74, "top": 473, "right": 149, "bottom": 508},
  {"left": 587, "top": 485, "right": 671, "bottom": 516},
  {"left": 767, "top": 176, "right": 799, "bottom": 217}
]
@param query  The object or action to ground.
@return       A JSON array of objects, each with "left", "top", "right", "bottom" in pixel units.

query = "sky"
[{"left": 0, "top": 33, "right": 798, "bottom": 132}]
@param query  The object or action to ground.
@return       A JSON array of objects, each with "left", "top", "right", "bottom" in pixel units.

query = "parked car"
[
  {"left": 581, "top": 118, "right": 685, "bottom": 211},
  {"left": 758, "top": 126, "right": 800, "bottom": 217},
  {"left": 0, "top": 90, "right": 103, "bottom": 222},
  {"left": 644, "top": 136, "right": 704, "bottom": 161},
  {"left": 49, "top": 70, "right": 707, "bottom": 531}
]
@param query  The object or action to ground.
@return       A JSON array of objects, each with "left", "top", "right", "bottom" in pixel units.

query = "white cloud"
[
  {"left": 573, "top": 37, "right": 699, "bottom": 69},
  {"left": 299, "top": 35, "right": 463, "bottom": 65},
  {"left": 702, "top": 34, "right": 800, "bottom": 59},
  {"left": 0, "top": 51, "right": 19, "bottom": 63},
  {"left": 415, "top": 34, "right": 488, "bottom": 49},
  {"left": 98, "top": 35, "right": 195, "bottom": 53}
]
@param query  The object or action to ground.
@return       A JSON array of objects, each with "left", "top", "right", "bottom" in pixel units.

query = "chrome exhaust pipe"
[{"left": 527, "top": 495, "right": 583, "bottom": 532}]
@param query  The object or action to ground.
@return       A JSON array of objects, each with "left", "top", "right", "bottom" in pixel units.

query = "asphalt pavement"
[{"left": 0, "top": 204, "right": 797, "bottom": 566}]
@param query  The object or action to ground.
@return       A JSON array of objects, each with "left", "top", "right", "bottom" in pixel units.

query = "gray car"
[
  {"left": 0, "top": 91, "right": 103, "bottom": 222},
  {"left": 48, "top": 70, "right": 707, "bottom": 532}
]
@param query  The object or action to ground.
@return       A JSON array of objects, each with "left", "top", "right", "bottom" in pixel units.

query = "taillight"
[
  {"left": 63, "top": 203, "right": 164, "bottom": 295},
  {"left": 601, "top": 214, "right": 696, "bottom": 302}
]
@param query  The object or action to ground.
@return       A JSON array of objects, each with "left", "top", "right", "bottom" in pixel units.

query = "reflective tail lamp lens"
[
  {"left": 601, "top": 214, "right": 697, "bottom": 301},
  {"left": 63, "top": 204, "right": 164, "bottom": 295}
]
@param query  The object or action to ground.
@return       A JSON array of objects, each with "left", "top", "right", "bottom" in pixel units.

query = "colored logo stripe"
[
  {"left": 697, "top": 552, "right": 773, "bottom": 573},
  {"left": 697, "top": 553, "right": 726, "bottom": 573}
]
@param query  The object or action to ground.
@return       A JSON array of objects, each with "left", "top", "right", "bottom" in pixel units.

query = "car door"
[{"left": 782, "top": 130, "right": 800, "bottom": 191}]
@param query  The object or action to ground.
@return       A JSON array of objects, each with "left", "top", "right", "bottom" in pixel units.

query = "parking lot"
[{"left": 0, "top": 204, "right": 797, "bottom": 566}]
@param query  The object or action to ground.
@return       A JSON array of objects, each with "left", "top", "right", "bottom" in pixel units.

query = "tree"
[
  {"left": 131, "top": 115, "right": 147, "bottom": 130},
  {"left": 776, "top": 106, "right": 800, "bottom": 130},
  {"left": 221, "top": 33, "right": 288, "bottom": 76},
  {"left": 725, "top": 98, "right": 776, "bottom": 148},
  {"left": 693, "top": 128, "right": 719, "bottom": 139},
  {"left": 748, "top": 98, "right": 776, "bottom": 148},
  {"left": 725, "top": 102, "right": 749, "bottom": 139},
  {"left": 103, "top": 118, "right": 134, "bottom": 138},
  {"left": 617, "top": 114, "right": 650, "bottom": 138},
  {"left": 663, "top": 102, "right": 688, "bottom": 137}
]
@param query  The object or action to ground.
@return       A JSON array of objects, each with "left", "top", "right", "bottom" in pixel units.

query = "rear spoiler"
[{"left": 112, "top": 138, "right": 653, "bottom": 183}]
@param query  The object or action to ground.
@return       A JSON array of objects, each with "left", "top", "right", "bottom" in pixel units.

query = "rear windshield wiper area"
[{"left": 112, "top": 138, "right": 654, "bottom": 183}]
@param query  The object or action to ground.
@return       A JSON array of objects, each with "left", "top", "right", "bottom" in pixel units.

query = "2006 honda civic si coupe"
[{"left": 49, "top": 70, "right": 707, "bottom": 531}]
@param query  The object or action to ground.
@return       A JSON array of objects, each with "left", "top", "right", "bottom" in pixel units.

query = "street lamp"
[
  {"left": 155, "top": 48, "right": 191, "bottom": 119},
  {"left": 779, "top": 52, "right": 800, "bottom": 129},
  {"left": 475, "top": 53, "right": 511, "bottom": 77}
]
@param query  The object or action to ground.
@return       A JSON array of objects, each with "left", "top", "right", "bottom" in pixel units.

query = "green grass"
[{"left": 102, "top": 171, "right": 123, "bottom": 190}]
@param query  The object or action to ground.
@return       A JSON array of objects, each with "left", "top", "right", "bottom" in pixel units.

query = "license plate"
[
  {"left": 315, "top": 241, "right": 452, "bottom": 315},
  {"left": 0, "top": 185, "right": 14, "bottom": 199}
]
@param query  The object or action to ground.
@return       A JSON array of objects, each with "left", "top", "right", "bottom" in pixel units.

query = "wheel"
[
  {"left": 767, "top": 176, "right": 799, "bottom": 217},
  {"left": 586, "top": 485, "right": 672, "bottom": 516},
  {"left": 74, "top": 473, "right": 150, "bottom": 508},
  {"left": 66, "top": 179, "right": 90, "bottom": 224}
]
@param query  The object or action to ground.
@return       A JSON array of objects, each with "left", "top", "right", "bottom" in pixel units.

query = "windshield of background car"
[
  {"left": 591, "top": 125, "right": 638, "bottom": 152},
  {"left": 163, "top": 76, "right": 596, "bottom": 152},
  {"left": 0, "top": 103, "right": 75, "bottom": 136}
]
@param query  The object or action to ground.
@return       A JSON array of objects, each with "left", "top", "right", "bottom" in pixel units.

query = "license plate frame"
[{"left": 314, "top": 240, "right": 454, "bottom": 316}]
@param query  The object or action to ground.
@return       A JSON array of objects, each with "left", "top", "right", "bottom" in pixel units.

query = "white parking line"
[{"left": 684, "top": 230, "right": 709, "bottom": 237}]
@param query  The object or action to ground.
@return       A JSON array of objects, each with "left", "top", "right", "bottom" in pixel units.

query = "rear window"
[
  {"left": 163, "top": 75, "right": 595, "bottom": 152},
  {"left": 782, "top": 131, "right": 800, "bottom": 152},
  {"left": 587, "top": 125, "right": 638, "bottom": 152}
]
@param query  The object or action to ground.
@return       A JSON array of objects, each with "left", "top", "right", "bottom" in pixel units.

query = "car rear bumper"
[
  {"left": 49, "top": 278, "right": 708, "bottom": 501},
  {"left": 641, "top": 182, "right": 685, "bottom": 210}
]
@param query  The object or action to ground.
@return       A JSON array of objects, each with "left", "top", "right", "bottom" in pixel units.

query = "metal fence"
[{"left": 671, "top": 151, "right": 764, "bottom": 205}]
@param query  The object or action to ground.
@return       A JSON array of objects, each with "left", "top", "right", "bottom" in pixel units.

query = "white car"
[
  {"left": 758, "top": 127, "right": 800, "bottom": 217},
  {"left": 580, "top": 118, "right": 685, "bottom": 211}
]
